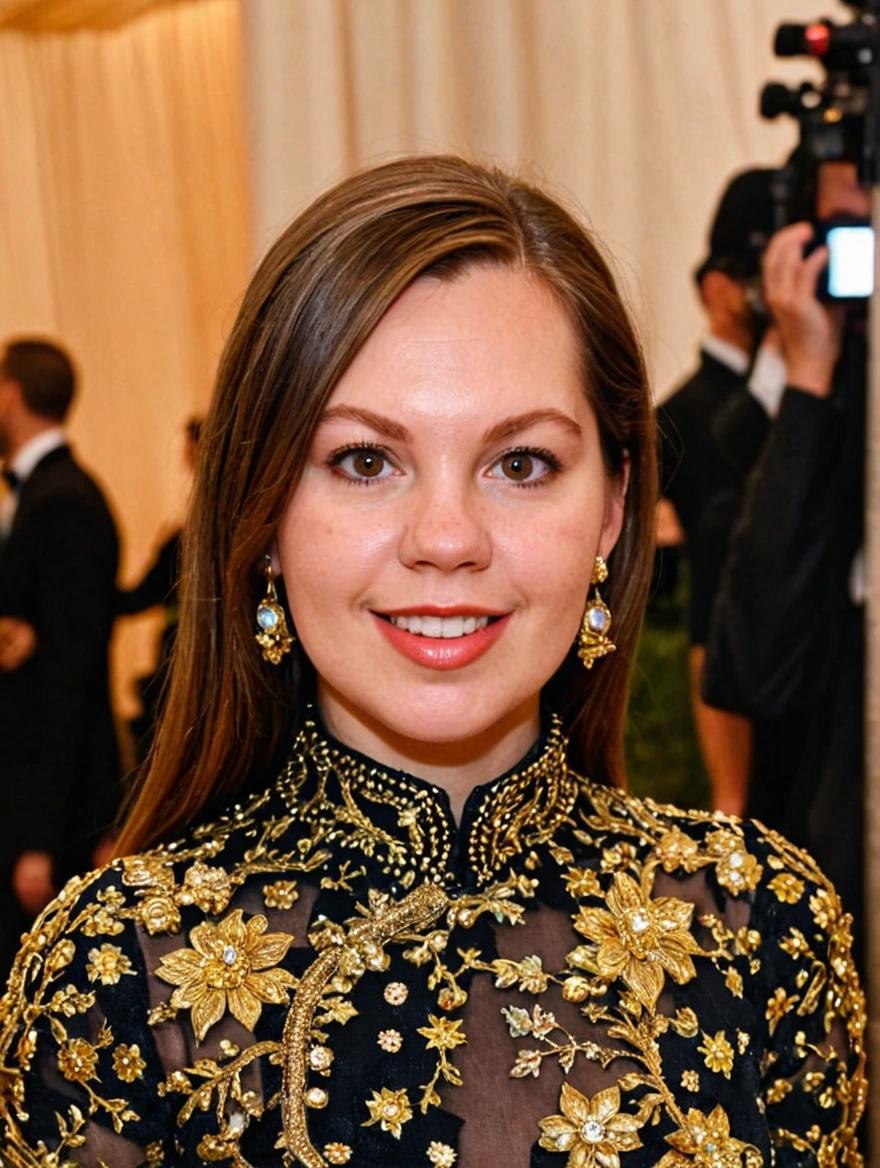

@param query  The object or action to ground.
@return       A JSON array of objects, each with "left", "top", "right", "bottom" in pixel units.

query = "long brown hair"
[{"left": 117, "top": 155, "right": 656, "bottom": 855}]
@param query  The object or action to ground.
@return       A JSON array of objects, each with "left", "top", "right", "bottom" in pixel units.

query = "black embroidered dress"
[{"left": 0, "top": 717, "right": 865, "bottom": 1167}]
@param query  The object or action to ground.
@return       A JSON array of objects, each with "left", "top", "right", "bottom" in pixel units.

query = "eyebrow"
[
  {"left": 318, "top": 404, "right": 582, "bottom": 444},
  {"left": 482, "top": 409, "right": 582, "bottom": 444},
  {"left": 319, "top": 406, "right": 411, "bottom": 441}
]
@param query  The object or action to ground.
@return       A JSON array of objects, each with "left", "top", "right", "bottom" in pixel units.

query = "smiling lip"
[{"left": 372, "top": 609, "right": 511, "bottom": 671}]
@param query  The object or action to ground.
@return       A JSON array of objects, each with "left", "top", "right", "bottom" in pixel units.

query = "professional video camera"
[{"left": 760, "top": 2, "right": 880, "bottom": 300}]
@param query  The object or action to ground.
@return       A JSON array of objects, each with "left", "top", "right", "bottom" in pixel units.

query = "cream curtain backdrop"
[
  {"left": 0, "top": 0, "right": 252, "bottom": 718},
  {"left": 241, "top": 0, "right": 835, "bottom": 400}
]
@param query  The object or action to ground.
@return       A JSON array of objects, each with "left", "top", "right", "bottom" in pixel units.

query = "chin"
[{"left": 357, "top": 679, "right": 538, "bottom": 748}]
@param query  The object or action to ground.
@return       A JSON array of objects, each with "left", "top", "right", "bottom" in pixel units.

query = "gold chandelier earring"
[
  {"left": 577, "top": 555, "right": 616, "bottom": 670},
  {"left": 255, "top": 556, "right": 294, "bottom": 664}
]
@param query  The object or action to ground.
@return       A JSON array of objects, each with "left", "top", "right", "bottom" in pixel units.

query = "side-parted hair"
[
  {"left": 2, "top": 338, "right": 76, "bottom": 422},
  {"left": 117, "top": 155, "right": 656, "bottom": 855}
]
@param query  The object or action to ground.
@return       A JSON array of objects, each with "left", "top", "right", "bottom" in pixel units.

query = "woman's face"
[{"left": 277, "top": 265, "right": 626, "bottom": 755}]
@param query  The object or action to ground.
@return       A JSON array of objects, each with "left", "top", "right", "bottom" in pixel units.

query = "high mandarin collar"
[{"left": 276, "top": 713, "right": 582, "bottom": 890}]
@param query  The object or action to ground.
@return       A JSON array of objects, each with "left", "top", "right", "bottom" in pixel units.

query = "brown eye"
[
  {"left": 352, "top": 451, "right": 385, "bottom": 478},
  {"left": 500, "top": 453, "right": 534, "bottom": 481}
]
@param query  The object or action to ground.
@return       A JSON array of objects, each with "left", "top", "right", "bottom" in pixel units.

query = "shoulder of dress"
[{"left": 566, "top": 780, "right": 842, "bottom": 908}]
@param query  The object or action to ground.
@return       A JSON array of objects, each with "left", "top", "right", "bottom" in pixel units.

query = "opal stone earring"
[
  {"left": 577, "top": 555, "right": 615, "bottom": 669},
  {"left": 255, "top": 556, "right": 293, "bottom": 664}
]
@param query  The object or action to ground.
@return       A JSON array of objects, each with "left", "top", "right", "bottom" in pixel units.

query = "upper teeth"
[{"left": 389, "top": 615, "right": 490, "bottom": 638}]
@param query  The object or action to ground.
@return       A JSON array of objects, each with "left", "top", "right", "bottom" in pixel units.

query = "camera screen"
[{"left": 827, "top": 225, "right": 875, "bottom": 299}]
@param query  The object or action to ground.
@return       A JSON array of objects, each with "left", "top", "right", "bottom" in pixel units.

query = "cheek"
[{"left": 276, "top": 493, "right": 395, "bottom": 605}]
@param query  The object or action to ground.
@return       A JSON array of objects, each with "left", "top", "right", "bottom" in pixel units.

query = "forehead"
[{"left": 325, "top": 266, "right": 590, "bottom": 425}]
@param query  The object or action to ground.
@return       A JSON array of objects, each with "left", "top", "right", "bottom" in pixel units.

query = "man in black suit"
[
  {"left": 0, "top": 338, "right": 120, "bottom": 978},
  {"left": 657, "top": 169, "right": 777, "bottom": 818}
]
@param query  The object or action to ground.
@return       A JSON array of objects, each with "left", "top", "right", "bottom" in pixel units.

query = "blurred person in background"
[
  {"left": 657, "top": 170, "right": 777, "bottom": 816},
  {"left": 116, "top": 417, "right": 202, "bottom": 763},
  {"left": 705, "top": 157, "right": 869, "bottom": 961},
  {"left": 0, "top": 338, "right": 120, "bottom": 979}
]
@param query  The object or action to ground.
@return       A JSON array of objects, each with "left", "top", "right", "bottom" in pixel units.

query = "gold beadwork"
[
  {"left": 577, "top": 555, "right": 615, "bottom": 669},
  {"left": 255, "top": 556, "right": 293, "bottom": 664},
  {"left": 281, "top": 884, "right": 448, "bottom": 1168}
]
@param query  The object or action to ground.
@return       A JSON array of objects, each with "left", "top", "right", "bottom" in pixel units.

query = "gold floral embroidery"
[
  {"left": 384, "top": 981, "right": 408, "bottom": 1005},
  {"left": 657, "top": 1104, "right": 756, "bottom": 1168},
  {"left": 564, "top": 866, "right": 603, "bottom": 898},
  {"left": 85, "top": 943, "right": 134, "bottom": 986},
  {"left": 324, "top": 1144, "right": 352, "bottom": 1165},
  {"left": 768, "top": 873, "right": 805, "bottom": 904},
  {"left": 156, "top": 909, "right": 296, "bottom": 1041},
  {"left": 363, "top": 1086, "right": 413, "bottom": 1139},
  {"left": 706, "top": 829, "right": 763, "bottom": 895},
  {"left": 538, "top": 1083, "right": 644, "bottom": 1168},
  {"left": 573, "top": 867, "right": 703, "bottom": 1010},
  {"left": 427, "top": 1142, "right": 457, "bottom": 1166},
  {"left": 57, "top": 1037, "right": 100, "bottom": 1084},
  {"left": 177, "top": 861, "right": 235, "bottom": 914},
  {"left": 681, "top": 1070, "right": 700, "bottom": 1092},
  {"left": 264, "top": 880, "right": 300, "bottom": 909},
  {"left": 766, "top": 987, "right": 799, "bottom": 1036},
  {"left": 112, "top": 1043, "right": 146, "bottom": 1083},
  {"left": 378, "top": 1029, "right": 402, "bottom": 1053},
  {"left": 698, "top": 1030, "right": 734, "bottom": 1078}
]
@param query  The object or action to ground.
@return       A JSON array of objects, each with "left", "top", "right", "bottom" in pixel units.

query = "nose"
[{"left": 398, "top": 475, "right": 492, "bottom": 574}]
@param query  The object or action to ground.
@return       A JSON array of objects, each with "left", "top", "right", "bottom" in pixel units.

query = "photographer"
[
  {"left": 704, "top": 158, "right": 868, "bottom": 952},
  {"left": 658, "top": 169, "right": 777, "bottom": 816}
]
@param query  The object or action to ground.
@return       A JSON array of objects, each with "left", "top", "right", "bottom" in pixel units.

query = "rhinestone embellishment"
[{"left": 582, "top": 1119, "right": 606, "bottom": 1143}]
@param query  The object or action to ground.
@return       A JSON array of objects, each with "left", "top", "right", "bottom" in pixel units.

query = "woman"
[{"left": 0, "top": 157, "right": 864, "bottom": 1167}]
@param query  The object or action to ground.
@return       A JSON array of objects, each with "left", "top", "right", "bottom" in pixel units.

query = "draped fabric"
[
  {"left": 0, "top": 0, "right": 252, "bottom": 714},
  {"left": 241, "top": 0, "right": 827, "bottom": 398},
  {"left": 0, "top": 0, "right": 188, "bottom": 32}
]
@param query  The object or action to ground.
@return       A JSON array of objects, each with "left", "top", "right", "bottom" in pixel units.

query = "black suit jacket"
[
  {"left": 0, "top": 445, "right": 121, "bottom": 881},
  {"left": 658, "top": 351, "right": 749, "bottom": 643}
]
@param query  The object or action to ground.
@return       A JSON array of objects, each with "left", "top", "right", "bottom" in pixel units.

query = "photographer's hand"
[{"left": 762, "top": 222, "right": 843, "bottom": 398}]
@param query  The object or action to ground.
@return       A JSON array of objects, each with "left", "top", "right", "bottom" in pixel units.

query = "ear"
[
  {"left": 598, "top": 452, "right": 630, "bottom": 561},
  {"left": 268, "top": 539, "right": 282, "bottom": 579}
]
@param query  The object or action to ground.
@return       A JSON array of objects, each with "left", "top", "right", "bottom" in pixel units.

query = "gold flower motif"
[
  {"left": 263, "top": 880, "right": 300, "bottom": 910},
  {"left": 80, "top": 906, "right": 125, "bottom": 937},
  {"left": 363, "top": 1086, "right": 413, "bottom": 1139},
  {"left": 725, "top": 968, "right": 743, "bottom": 998},
  {"left": 378, "top": 1029, "right": 403, "bottom": 1053},
  {"left": 654, "top": 828, "right": 702, "bottom": 874},
  {"left": 156, "top": 909, "right": 296, "bottom": 1041},
  {"left": 177, "top": 862, "right": 234, "bottom": 915},
  {"left": 384, "top": 981, "right": 408, "bottom": 1005},
  {"left": 809, "top": 886, "right": 840, "bottom": 930},
  {"left": 658, "top": 1104, "right": 751, "bottom": 1168},
  {"left": 766, "top": 987, "right": 799, "bottom": 1036},
  {"left": 681, "top": 1070, "right": 700, "bottom": 1092},
  {"left": 324, "top": 1145, "right": 352, "bottom": 1165},
  {"left": 573, "top": 869, "right": 702, "bottom": 1010},
  {"left": 418, "top": 1015, "right": 467, "bottom": 1052},
  {"left": 57, "top": 1037, "right": 99, "bottom": 1084},
  {"left": 766, "top": 1079, "right": 792, "bottom": 1105},
  {"left": 705, "top": 830, "right": 762, "bottom": 895},
  {"left": 113, "top": 1043, "right": 146, "bottom": 1083},
  {"left": 698, "top": 1030, "right": 734, "bottom": 1078},
  {"left": 565, "top": 866, "right": 603, "bottom": 898},
  {"left": 538, "top": 1083, "right": 644, "bottom": 1168},
  {"left": 736, "top": 1030, "right": 750, "bottom": 1054},
  {"left": 122, "top": 854, "right": 175, "bottom": 890},
  {"left": 139, "top": 895, "right": 182, "bottom": 936},
  {"left": 86, "top": 943, "right": 134, "bottom": 986},
  {"left": 768, "top": 872, "right": 805, "bottom": 904},
  {"left": 427, "top": 1142, "right": 457, "bottom": 1167}
]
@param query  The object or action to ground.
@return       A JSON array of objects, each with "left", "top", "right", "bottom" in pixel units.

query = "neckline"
[{"left": 275, "top": 712, "right": 581, "bottom": 888}]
